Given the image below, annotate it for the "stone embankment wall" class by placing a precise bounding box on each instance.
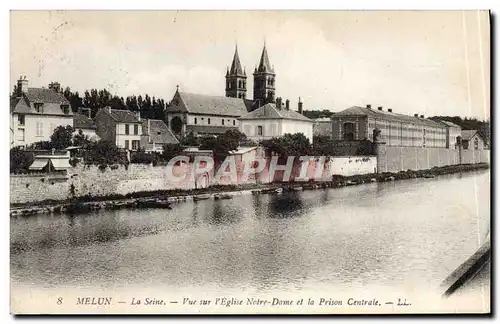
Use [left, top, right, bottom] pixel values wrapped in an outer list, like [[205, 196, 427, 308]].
[[380, 146, 489, 173]]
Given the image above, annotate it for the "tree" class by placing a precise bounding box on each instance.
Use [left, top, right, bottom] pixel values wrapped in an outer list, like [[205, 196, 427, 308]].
[[50, 125, 74, 149], [261, 133, 312, 157], [181, 132, 199, 146], [10, 147, 35, 173], [73, 129, 91, 148], [162, 143, 184, 161], [84, 140, 125, 166], [199, 129, 247, 155]]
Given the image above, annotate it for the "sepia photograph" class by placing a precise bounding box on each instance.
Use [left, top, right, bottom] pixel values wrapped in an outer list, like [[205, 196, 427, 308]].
[[8, 9, 491, 315]]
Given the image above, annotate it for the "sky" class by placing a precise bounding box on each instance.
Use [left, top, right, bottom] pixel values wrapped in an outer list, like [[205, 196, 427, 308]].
[[10, 10, 490, 120]]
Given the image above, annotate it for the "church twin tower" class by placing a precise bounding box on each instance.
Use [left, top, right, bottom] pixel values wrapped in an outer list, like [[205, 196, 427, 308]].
[[225, 44, 276, 107]]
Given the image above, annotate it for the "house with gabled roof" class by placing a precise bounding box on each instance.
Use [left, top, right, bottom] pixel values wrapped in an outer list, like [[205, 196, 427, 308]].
[[94, 107, 143, 150], [140, 118, 179, 152], [239, 97, 313, 143], [460, 130, 487, 151], [10, 77, 74, 148]]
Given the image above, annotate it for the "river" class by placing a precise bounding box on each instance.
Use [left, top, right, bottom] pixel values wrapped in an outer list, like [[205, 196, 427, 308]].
[[10, 170, 490, 313]]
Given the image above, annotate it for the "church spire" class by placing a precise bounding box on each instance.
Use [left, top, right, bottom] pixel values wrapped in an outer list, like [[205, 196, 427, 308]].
[[257, 43, 273, 73], [229, 44, 244, 76]]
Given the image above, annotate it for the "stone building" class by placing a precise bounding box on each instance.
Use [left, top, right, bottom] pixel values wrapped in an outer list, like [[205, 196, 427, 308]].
[[460, 130, 487, 151], [437, 120, 462, 149], [94, 107, 143, 150], [330, 105, 447, 148], [313, 117, 333, 137], [10, 77, 74, 148], [239, 97, 313, 143]]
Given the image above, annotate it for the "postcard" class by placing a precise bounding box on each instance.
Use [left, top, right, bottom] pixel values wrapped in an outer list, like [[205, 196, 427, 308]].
[[9, 10, 490, 315]]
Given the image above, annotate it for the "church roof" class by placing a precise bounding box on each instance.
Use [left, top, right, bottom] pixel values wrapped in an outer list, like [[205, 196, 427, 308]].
[[239, 103, 312, 122], [256, 44, 274, 74], [166, 91, 249, 117], [229, 45, 245, 76]]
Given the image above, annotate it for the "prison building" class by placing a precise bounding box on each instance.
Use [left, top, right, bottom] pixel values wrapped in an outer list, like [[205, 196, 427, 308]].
[[331, 105, 447, 148]]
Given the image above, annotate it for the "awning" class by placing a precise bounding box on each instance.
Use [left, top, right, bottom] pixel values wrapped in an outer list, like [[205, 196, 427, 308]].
[[29, 159, 50, 170], [51, 158, 72, 170]]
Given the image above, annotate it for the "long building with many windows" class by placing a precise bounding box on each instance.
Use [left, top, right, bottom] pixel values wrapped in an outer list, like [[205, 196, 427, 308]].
[[331, 105, 449, 148]]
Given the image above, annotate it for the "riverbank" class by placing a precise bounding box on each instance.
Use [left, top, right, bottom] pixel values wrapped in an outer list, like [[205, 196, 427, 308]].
[[10, 163, 489, 217]]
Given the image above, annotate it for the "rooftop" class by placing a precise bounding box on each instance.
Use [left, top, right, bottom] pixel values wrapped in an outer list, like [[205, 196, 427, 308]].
[[166, 91, 249, 117], [239, 103, 312, 122], [99, 107, 142, 123], [74, 113, 96, 129], [142, 119, 179, 144], [333, 106, 443, 128], [11, 87, 73, 116]]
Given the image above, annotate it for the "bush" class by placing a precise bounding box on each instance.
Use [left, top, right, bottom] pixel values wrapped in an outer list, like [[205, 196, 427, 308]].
[[130, 149, 154, 164], [10, 147, 35, 173]]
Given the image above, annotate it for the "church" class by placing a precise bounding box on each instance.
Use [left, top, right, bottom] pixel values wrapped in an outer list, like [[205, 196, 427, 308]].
[[165, 44, 292, 138]]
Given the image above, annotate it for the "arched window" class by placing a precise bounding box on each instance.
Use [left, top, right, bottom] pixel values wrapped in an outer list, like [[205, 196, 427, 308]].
[[343, 122, 355, 141], [170, 116, 183, 134], [194, 117, 197, 125]]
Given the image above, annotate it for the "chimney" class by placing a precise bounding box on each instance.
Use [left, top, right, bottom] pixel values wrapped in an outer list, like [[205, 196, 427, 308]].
[[285, 99, 290, 110], [420, 114, 425, 118], [377, 106, 383, 111], [298, 97, 303, 115], [16, 75, 28, 97], [106, 106, 112, 114], [366, 104, 371, 109], [388, 108, 393, 113], [414, 113, 419, 117], [48, 82, 61, 93], [135, 111, 141, 121], [276, 97, 282, 110]]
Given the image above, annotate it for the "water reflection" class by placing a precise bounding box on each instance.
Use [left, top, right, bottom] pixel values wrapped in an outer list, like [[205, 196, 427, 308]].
[[10, 170, 490, 294], [268, 192, 305, 218]]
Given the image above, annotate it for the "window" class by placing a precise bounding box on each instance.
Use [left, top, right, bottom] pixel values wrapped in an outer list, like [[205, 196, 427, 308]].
[[257, 125, 263, 136], [16, 128, 25, 141], [36, 121, 43, 137], [474, 138, 479, 150], [222, 119, 225, 126], [125, 140, 130, 149], [34, 103, 44, 113], [132, 140, 140, 150], [238, 80, 242, 89], [342, 122, 355, 141], [208, 118, 211, 125], [233, 120, 236, 126], [134, 124, 138, 135], [125, 124, 130, 135], [18, 115, 25, 126], [61, 105, 69, 114], [194, 117, 197, 125]]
